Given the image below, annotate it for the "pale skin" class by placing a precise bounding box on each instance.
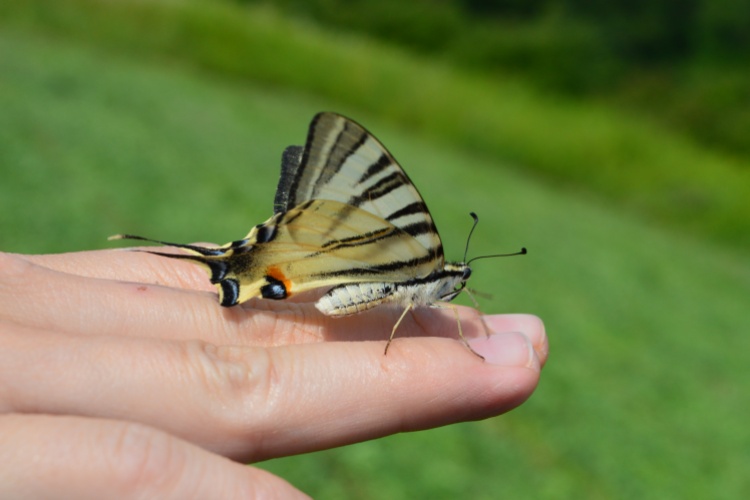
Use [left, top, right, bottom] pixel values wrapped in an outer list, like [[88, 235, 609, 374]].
[[0, 248, 548, 499]]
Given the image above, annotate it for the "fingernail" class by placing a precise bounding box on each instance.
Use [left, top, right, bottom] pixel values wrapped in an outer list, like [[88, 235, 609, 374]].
[[468, 331, 537, 368], [482, 314, 544, 345]]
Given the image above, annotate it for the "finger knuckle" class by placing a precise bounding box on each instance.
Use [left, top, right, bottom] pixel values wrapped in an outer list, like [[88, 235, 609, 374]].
[[183, 340, 281, 438], [106, 421, 187, 495]]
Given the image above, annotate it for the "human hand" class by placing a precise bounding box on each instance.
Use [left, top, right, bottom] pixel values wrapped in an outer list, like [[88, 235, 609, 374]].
[[0, 249, 547, 498]]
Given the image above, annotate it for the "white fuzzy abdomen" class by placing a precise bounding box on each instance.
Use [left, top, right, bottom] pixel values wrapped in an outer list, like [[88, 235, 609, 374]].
[[315, 282, 397, 316], [314, 275, 460, 317]]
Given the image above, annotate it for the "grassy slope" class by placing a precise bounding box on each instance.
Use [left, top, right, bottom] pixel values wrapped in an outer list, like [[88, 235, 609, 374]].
[[2, 0, 749, 253], [2, 31, 748, 498]]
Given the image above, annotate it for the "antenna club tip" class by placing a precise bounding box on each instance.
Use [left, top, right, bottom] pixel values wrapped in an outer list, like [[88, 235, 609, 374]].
[[469, 212, 478, 221], [521, 247, 528, 254], [108, 234, 125, 241]]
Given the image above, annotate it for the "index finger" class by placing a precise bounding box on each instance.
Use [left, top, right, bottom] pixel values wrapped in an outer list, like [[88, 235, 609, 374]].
[[22, 248, 214, 292]]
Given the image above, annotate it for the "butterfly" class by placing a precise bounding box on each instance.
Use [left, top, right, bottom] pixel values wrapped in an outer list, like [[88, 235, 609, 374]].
[[111, 112, 525, 356]]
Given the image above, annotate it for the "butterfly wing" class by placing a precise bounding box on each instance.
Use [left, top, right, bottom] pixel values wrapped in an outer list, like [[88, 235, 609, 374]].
[[274, 112, 444, 263], [113, 113, 450, 308], [192, 199, 438, 305]]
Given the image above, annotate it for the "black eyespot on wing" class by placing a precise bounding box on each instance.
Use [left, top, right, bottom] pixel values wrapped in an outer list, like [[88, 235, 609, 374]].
[[219, 279, 240, 307], [207, 261, 229, 283], [260, 276, 288, 300]]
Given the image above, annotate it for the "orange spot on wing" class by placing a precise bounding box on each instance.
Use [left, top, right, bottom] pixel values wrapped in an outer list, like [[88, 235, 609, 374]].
[[267, 265, 294, 296]]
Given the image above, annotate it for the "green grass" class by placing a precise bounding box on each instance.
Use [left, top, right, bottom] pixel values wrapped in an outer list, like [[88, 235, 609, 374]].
[[2, 30, 749, 499], [1, 0, 749, 253]]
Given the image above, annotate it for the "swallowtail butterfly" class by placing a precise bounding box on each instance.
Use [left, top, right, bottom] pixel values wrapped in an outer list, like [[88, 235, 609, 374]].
[[111, 113, 525, 356]]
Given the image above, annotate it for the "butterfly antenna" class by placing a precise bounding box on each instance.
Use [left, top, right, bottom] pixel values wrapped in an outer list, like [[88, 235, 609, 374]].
[[463, 212, 527, 264], [462, 212, 481, 263], [467, 247, 527, 265]]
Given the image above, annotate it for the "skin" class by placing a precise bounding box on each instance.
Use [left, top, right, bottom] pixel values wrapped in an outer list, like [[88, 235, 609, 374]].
[[0, 248, 548, 498]]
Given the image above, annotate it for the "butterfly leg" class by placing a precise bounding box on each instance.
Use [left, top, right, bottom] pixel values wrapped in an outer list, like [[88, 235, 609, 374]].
[[384, 304, 413, 355], [446, 303, 485, 360], [463, 288, 492, 339]]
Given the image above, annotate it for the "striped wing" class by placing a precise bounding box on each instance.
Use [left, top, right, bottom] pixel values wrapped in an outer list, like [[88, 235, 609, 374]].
[[188, 199, 438, 305], [112, 113, 449, 308], [274, 112, 444, 263]]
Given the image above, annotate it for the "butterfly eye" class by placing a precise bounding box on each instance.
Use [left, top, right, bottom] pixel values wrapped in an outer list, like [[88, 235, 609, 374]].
[[462, 267, 472, 281]]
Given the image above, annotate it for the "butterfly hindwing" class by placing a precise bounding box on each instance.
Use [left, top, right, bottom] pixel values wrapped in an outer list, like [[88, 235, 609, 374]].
[[188, 198, 436, 305]]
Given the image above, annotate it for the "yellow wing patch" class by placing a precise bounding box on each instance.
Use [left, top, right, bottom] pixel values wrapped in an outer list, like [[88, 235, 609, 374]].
[[202, 199, 440, 305]]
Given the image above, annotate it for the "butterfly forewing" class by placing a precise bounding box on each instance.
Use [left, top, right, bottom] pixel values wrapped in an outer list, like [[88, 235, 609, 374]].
[[275, 113, 444, 263]]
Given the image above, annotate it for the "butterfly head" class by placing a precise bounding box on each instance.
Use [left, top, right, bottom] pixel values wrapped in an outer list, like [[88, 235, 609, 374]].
[[435, 212, 526, 304], [436, 261, 473, 302]]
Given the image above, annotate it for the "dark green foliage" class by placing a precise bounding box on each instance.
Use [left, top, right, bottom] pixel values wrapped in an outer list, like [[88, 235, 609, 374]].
[[249, 0, 750, 157], [257, 0, 750, 64]]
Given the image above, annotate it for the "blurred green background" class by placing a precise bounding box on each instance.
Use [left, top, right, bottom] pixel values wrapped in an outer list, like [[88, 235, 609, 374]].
[[1, 0, 748, 497]]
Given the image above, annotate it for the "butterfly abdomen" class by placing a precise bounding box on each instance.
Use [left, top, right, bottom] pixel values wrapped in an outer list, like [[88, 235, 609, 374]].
[[316, 282, 396, 316]]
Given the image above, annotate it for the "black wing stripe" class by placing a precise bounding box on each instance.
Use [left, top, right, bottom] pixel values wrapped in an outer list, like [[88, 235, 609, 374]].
[[287, 113, 324, 207], [357, 152, 392, 186], [348, 172, 406, 207], [281, 200, 315, 226], [334, 127, 369, 177], [310, 122, 349, 196], [320, 227, 395, 249], [313, 220, 441, 258], [310, 253, 440, 279], [398, 221, 443, 259], [398, 221, 438, 238], [385, 201, 429, 222]]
